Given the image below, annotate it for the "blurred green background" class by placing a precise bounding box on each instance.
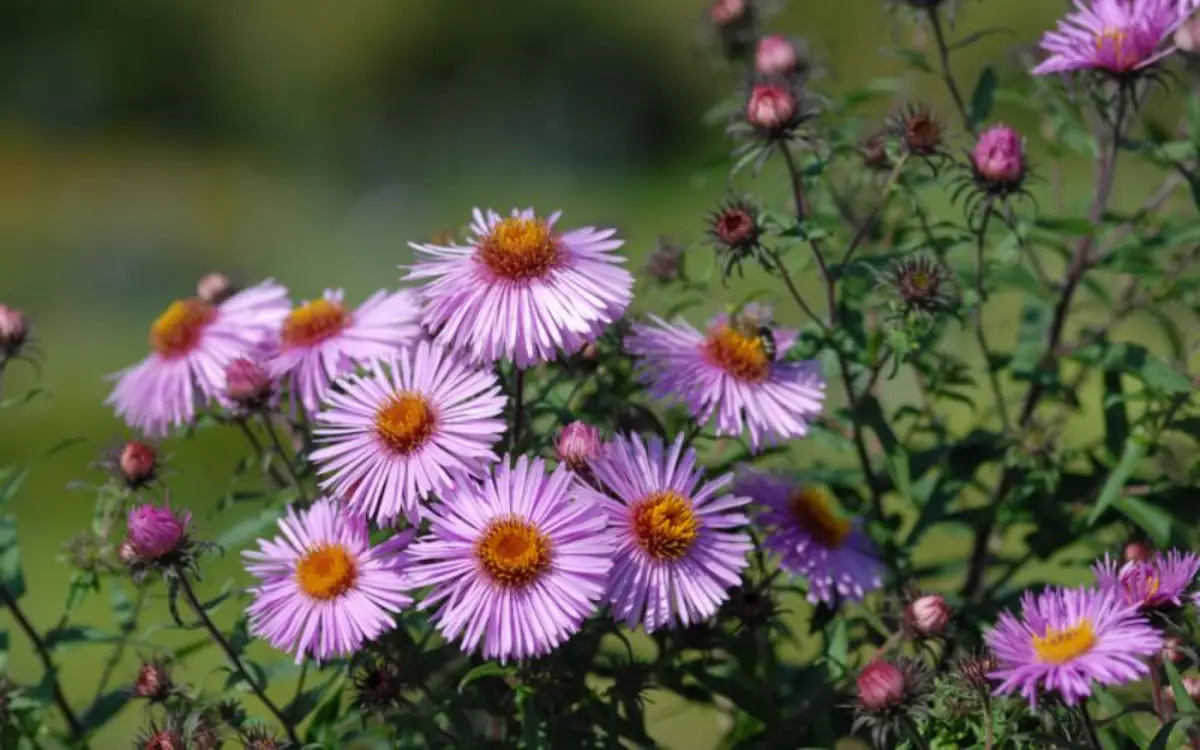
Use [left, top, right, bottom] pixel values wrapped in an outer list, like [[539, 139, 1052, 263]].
[[0, 1, 1186, 747]]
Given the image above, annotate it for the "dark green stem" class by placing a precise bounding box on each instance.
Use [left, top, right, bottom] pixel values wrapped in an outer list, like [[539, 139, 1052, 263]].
[[261, 415, 309, 505], [1079, 702, 1103, 749], [235, 419, 290, 490], [0, 584, 84, 739], [511, 368, 526, 452], [973, 206, 1012, 433]]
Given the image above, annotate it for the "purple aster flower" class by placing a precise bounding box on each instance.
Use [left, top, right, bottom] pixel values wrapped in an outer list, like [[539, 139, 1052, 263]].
[[310, 341, 507, 525], [1093, 549, 1200, 612], [107, 280, 289, 436], [126, 502, 190, 560], [626, 306, 825, 451], [986, 586, 1162, 706], [578, 433, 752, 631], [1032, 0, 1200, 76], [404, 208, 634, 368], [735, 471, 883, 605], [267, 288, 422, 413], [243, 498, 412, 663], [403, 457, 613, 663]]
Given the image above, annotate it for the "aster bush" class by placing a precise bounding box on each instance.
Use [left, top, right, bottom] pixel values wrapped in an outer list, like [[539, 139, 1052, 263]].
[[2, 1, 1200, 748]]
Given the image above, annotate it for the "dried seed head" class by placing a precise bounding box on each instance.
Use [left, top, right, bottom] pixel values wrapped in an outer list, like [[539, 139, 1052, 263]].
[[353, 656, 406, 713], [239, 725, 286, 750], [885, 254, 954, 314], [953, 650, 997, 694], [707, 198, 768, 280], [644, 238, 686, 284], [893, 103, 946, 156]]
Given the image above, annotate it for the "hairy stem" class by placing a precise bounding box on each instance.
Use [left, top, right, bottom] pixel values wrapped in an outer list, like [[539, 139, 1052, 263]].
[[842, 155, 910, 268], [512, 368, 526, 452], [174, 571, 300, 745], [779, 144, 837, 325]]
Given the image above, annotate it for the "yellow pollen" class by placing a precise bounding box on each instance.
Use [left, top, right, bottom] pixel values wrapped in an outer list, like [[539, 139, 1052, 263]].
[[632, 491, 700, 561], [789, 487, 851, 549], [295, 544, 357, 600], [1095, 27, 1138, 71], [1032, 619, 1097, 664], [281, 299, 351, 349], [149, 298, 216, 358], [477, 217, 561, 280], [703, 324, 771, 382], [374, 392, 435, 454], [476, 516, 552, 587]]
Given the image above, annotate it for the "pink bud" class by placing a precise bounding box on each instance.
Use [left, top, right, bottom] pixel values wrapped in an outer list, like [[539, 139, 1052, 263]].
[[0, 303, 29, 360], [755, 36, 799, 77], [857, 660, 905, 712], [555, 422, 603, 472], [746, 85, 796, 132], [1171, 675, 1200, 704], [709, 0, 747, 27], [224, 358, 273, 409], [133, 659, 172, 700], [126, 503, 190, 560], [1125, 540, 1154, 563], [1163, 635, 1186, 663], [1177, 15, 1200, 54], [118, 441, 159, 488], [971, 124, 1025, 186], [196, 273, 235, 305], [907, 594, 952, 637]]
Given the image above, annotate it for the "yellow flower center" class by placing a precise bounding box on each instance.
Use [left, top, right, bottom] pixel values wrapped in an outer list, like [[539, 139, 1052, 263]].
[[149, 299, 216, 358], [703, 324, 771, 382], [789, 487, 851, 549], [632, 490, 700, 561], [281, 299, 351, 349], [374, 392, 435, 454], [476, 516, 552, 587], [1032, 619, 1097, 664], [295, 544, 357, 600], [1095, 27, 1138, 71], [477, 217, 561, 280]]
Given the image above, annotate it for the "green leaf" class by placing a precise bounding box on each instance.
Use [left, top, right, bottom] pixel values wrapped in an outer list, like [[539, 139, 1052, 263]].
[[0, 630, 7, 671], [214, 507, 286, 550], [858, 396, 909, 500], [885, 48, 933, 73], [1068, 341, 1193, 394], [1149, 716, 1196, 750], [44, 626, 117, 649], [1010, 296, 1053, 379], [1165, 661, 1199, 715], [0, 387, 48, 410], [1101, 370, 1129, 461], [457, 662, 511, 693], [285, 671, 342, 726], [968, 64, 998, 127], [1111, 496, 1172, 546], [0, 467, 30, 507], [82, 689, 130, 733], [0, 515, 25, 599], [1088, 430, 1149, 525]]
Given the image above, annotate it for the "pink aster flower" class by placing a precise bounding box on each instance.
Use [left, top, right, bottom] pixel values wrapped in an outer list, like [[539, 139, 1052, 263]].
[[1032, 0, 1200, 76], [126, 502, 190, 560], [243, 498, 412, 663], [310, 341, 507, 525], [1093, 549, 1200, 612], [404, 208, 634, 368], [106, 280, 289, 436], [626, 307, 825, 451], [986, 586, 1162, 706], [578, 433, 752, 632], [267, 288, 422, 413], [735, 471, 883, 605], [404, 456, 613, 663]]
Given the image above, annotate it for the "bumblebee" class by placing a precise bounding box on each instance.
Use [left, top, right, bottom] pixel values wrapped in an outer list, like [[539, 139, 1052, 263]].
[[731, 313, 778, 361]]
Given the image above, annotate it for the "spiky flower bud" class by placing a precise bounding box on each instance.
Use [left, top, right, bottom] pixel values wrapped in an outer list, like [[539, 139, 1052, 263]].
[[892, 103, 946, 157], [745, 83, 798, 133], [133, 658, 173, 701], [707, 197, 767, 279], [857, 660, 906, 712], [118, 441, 159, 489], [0, 303, 29, 362], [240, 725, 287, 750], [555, 421, 603, 473], [136, 717, 186, 750], [971, 124, 1026, 191], [882, 254, 955, 315], [224, 358, 274, 411], [126, 503, 190, 561], [905, 594, 951, 637], [852, 657, 934, 748], [953, 650, 997, 695]]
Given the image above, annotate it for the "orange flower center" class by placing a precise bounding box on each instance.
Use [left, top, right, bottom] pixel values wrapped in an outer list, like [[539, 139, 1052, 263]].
[[374, 392, 435, 454], [476, 516, 552, 587], [476, 217, 560, 280], [1032, 619, 1096, 664], [632, 490, 699, 561], [789, 487, 851, 549], [703, 324, 771, 382], [1095, 27, 1138, 71], [295, 544, 357, 600], [149, 299, 216, 358], [281, 299, 350, 349]]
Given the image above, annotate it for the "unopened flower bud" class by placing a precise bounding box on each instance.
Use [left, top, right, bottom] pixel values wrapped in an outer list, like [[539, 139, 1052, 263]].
[[746, 84, 797, 132], [0, 303, 29, 361], [555, 422, 603, 472], [224, 358, 273, 410], [1176, 15, 1200, 54], [906, 594, 951, 637], [1125, 540, 1154, 563], [972, 124, 1026, 187], [857, 660, 906, 712], [136, 719, 186, 750], [645, 238, 685, 284], [755, 35, 801, 77], [1162, 635, 1186, 663], [133, 658, 173, 701], [126, 503, 190, 560], [118, 441, 159, 489], [1171, 675, 1200, 704], [196, 273, 236, 305], [709, 0, 748, 28]]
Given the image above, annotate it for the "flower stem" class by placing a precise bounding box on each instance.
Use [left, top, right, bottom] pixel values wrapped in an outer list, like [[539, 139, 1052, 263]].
[[0, 584, 84, 739], [90, 584, 148, 707], [235, 418, 291, 490], [926, 6, 973, 135], [1079, 701, 1103, 749], [972, 206, 1012, 433], [173, 569, 300, 746], [261, 414, 309, 505], [511, 368, 526, 452]]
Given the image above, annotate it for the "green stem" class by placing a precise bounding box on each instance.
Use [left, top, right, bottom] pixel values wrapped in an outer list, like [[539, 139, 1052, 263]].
[[0, 584, 84, 739], [972, 207, 1013, 433], [1079, 701, 1103, 749], [261, 415, 309, 505], [90, 585, 148, 706], [511, 368, 526, 452]]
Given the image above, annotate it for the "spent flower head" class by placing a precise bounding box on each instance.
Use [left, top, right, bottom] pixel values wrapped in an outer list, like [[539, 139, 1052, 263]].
[[706, 196, 767, 279], [879, 254, 957, 317], [644, 237, 686, 284]]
